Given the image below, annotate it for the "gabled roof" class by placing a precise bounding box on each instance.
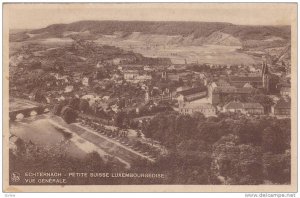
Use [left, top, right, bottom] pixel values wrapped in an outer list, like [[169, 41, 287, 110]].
[[185, 92, 207, 102], [122, 65, 144, 71], [224, 101, 264, 110], [274, 99, 291, 109], [223, 101, 244, 109], [213, 86, 253, 94], [280, 87, 291, 92], [177, 87, 207, 96], [229, 76, 262, 82], [215, 79, 230, 87], [182, 102, 215, 110], [243, 103, 264, 109], [243, 83, 253, 88]]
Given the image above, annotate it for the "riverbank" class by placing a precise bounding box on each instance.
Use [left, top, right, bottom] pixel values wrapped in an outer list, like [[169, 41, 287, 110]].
[[48, 117, 131, 169], [50, 116, 155, 166]]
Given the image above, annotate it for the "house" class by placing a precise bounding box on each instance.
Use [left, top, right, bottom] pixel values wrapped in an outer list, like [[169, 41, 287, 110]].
[[199, 73, 207, 80], [144, 65, 153, 71], [72, 72, 82, 83], [121, 65, 144, 72], [167, 74, 180, 81], [179, 103, 216, 117], [176, 86, 191, 92], [215, 79, 230, 87], [243, 83, 253, 88], [271, 99, 291, 116], [280, 87, 291, 97], [96, 62, 104, 68], [229, 76, 263, 88], [228, 60, 270, 90], [208, 83, 254, 105], [167, 65, 187, 71], [177, 87, 207, 103], [64, 85, 74, 93], [124, 71, 139, 81], [82, 77, 89, 86], [124, 70, 152, 83], [136, 74, 152, 82], [243, 103, 264, 115], [223, 101, 264, 115], [223, 101, 245, 113]]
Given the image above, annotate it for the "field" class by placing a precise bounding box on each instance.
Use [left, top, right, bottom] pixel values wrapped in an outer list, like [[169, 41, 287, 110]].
[[95, 37, 261, 65], [10, 36, 261, 65]]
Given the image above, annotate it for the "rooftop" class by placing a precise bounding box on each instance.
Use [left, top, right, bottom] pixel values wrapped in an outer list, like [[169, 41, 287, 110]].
[[243, 103, 264, 109], [177, 87, 207, 96], [280, 87, 291, 92], [274, 99, 291, 109], [223, 101, 244, 109], [122, 65, 144, 71], [182, 102, 215, 109], [224, 101, 263, 110], [229, 76, 262, 82], [213, 86, 253, 94]]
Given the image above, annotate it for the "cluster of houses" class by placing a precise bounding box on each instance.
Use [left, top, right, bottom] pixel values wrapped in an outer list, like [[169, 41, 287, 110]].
[[173, 61, 291, 118], [21, 56, 291, 120]]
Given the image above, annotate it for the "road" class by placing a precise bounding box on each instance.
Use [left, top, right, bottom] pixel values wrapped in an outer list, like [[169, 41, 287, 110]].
[[50, 116, 155, 168]]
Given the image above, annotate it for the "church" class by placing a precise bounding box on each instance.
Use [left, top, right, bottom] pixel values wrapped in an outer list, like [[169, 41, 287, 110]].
[[228, 60, 270, 91], [208, 60, 271, 105]]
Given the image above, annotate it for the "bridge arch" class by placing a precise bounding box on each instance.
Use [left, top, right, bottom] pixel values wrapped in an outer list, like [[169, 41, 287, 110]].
[[9, 101, 49, 122], [30, 110, 37, 116], [16, 113, 25, 120]]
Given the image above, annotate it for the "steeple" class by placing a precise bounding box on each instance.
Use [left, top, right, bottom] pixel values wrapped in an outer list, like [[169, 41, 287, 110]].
[[261, 57, 270, 92], [261, 56, 268, 76], [262, 61, 268, 75]]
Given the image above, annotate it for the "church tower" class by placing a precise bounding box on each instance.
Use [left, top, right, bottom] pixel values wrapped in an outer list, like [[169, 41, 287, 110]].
[[261, 59, 270, 92]]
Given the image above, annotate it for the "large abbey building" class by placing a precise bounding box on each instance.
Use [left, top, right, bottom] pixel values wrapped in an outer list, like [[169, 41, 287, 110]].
[[208, 60, 270, 105]]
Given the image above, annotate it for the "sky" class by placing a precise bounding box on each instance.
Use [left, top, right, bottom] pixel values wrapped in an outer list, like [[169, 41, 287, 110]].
[[5, 3, 296, 29]]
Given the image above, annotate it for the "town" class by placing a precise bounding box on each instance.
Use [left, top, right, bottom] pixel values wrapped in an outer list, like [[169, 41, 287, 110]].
[[9, 39, 291, 121], [9, 33, 291, 185]]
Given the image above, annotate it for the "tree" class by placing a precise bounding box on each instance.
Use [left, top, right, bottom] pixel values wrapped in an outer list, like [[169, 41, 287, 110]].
[[68, 98, 80, 110], [247, 94, 274, 113], [114, 111, 126, 128], [191, 112, 206, 122], [269, 74, 280, 94], [62, 106, 78, 124], [79, 99, 90, 113], [233, 119, 262, 145], [263, 152, 290, 184], [84, 151, 105, 172], [211, 134, 263, 185], [52, 101, 65, 116], [15, 138, 26, 155], [196, 121, 228, 144], [262, 126, 286, 154]]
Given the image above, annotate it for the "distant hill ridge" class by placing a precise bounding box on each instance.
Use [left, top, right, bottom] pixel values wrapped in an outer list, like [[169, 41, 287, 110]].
[[10, 21, 291, 48], [29, 20, 291, 40]]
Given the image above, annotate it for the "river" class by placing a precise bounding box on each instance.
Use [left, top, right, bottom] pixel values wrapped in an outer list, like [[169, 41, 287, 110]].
[[9, 113, 132, 168], [10, 114, 87, 158]]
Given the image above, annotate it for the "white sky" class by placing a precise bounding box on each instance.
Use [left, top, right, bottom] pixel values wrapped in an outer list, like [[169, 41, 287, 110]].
[[5, 3, 296, 29]]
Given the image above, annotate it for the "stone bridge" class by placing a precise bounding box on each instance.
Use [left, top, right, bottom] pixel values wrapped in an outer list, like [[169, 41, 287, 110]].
[[9, 99, 49, 121]]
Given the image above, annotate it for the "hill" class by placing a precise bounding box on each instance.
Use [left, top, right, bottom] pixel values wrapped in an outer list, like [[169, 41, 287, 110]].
[[11, 20, 290, 45], [9, 21, 291, 65]]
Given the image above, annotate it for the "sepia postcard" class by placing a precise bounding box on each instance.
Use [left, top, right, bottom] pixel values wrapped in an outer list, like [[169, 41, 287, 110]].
[[3, 3, 298, 192]]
